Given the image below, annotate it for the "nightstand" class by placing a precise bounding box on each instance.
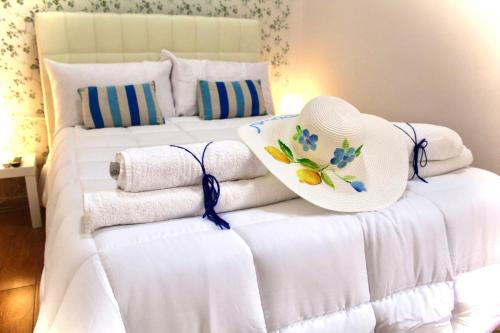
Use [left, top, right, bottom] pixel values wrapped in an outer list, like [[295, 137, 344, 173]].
[[0, 153, 42, 228]]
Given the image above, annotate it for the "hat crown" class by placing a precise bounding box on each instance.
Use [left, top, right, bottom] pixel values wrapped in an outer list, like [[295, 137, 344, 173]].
[[292, 96, 365, 165]]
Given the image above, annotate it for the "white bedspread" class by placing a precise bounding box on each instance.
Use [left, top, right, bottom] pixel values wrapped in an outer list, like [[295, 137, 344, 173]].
[[36, 117, 500, 333]]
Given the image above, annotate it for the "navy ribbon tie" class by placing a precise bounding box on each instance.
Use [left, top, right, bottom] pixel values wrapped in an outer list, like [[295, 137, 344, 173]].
[[393, 122, 429, 183], [170, 142, 231, 230]]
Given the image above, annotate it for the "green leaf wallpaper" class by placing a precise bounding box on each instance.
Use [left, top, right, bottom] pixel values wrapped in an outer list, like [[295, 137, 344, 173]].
[[0, 0, 291, 162], [0, 0, 291, 204]]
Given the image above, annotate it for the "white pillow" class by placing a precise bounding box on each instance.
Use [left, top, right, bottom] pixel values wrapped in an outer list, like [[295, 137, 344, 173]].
[[44, 59, 175, 134], [160, 50, 275, 117]]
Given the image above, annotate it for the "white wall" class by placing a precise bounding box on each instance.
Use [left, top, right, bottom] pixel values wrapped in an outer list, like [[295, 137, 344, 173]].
[[290, 0, 500, 173]]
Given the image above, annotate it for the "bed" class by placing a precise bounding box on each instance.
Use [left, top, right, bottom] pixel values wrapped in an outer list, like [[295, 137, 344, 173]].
[[35, 12, 500, 333]]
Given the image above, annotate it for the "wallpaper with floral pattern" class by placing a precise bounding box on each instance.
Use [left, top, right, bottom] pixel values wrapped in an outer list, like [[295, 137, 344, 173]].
[[0, 0, 291, 204]]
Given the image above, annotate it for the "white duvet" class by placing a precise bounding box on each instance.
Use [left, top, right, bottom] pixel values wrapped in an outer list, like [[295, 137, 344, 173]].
[[36, 116, 500, 333]]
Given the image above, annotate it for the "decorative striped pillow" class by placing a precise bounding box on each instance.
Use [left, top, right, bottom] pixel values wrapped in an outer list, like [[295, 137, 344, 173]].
[[197, 80, 267, 120], [78, 82, 164, 129]]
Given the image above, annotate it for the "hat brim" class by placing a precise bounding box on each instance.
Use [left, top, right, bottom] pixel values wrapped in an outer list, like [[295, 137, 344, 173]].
[[239, 114, 409, 212]]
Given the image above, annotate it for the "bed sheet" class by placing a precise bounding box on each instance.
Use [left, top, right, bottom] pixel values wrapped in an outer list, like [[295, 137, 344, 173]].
[[36, 117, 500, 333]]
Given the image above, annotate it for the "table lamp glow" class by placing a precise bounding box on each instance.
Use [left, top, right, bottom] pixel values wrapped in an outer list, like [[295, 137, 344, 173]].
[[280, 94, 304, 115]]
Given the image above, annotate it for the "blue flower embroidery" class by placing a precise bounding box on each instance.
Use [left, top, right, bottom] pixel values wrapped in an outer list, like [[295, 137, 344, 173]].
[[281, 130, 366, 193], [350, 181, 366, 192], [330, 147, 356, 168], [298, 129, 318, 151]]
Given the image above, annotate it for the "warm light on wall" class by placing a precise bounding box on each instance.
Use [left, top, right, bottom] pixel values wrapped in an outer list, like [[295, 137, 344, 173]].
[[280, 94, 305, 115], [274, 73, 323, 115], [0, 91, 14, 163], [459, 0, 500, 53]]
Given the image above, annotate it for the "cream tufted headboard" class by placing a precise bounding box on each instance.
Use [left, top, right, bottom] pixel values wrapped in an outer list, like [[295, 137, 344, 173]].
[[35, 12, 261, 147]]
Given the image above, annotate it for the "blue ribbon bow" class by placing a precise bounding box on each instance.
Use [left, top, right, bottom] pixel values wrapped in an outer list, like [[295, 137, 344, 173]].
[[393, 123, 429, 183], [170, 142, 231, 230]]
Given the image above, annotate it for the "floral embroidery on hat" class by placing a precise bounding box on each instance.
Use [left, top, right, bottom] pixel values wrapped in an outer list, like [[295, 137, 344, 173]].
[[331, 139, 363, 169], [264, 126, 366, 192], [296, 127, 318, 152]]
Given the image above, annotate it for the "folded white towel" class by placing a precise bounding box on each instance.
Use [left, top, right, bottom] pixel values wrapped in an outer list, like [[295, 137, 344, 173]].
[[408, 146, 473, 180], [115, 140, 268, 192], [83, 174, 297, 232], [394, 123, 463, 161]]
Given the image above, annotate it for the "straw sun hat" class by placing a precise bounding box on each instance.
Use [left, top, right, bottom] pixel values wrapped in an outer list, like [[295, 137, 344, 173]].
[[239, 96, 409, 212]]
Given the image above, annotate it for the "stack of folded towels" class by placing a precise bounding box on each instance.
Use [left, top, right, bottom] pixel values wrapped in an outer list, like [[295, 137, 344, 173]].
[[83, 123, 472, 232], [393, 123, 473, 179], [83, 141, 296, 232]]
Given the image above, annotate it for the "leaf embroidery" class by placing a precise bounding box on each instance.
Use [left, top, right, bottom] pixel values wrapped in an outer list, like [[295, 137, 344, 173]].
[[355, 145, 363, 157], [278, 139, 294, 160], [296, 158, 320, 170], [292, 125, 302, 141], [320, 170, 336, 189], [342, 138, 349, 149]]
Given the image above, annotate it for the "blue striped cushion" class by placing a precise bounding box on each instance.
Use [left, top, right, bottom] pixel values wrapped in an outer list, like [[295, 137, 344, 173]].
[[197, 80, 267, 120], [78, 82, 164, 129]]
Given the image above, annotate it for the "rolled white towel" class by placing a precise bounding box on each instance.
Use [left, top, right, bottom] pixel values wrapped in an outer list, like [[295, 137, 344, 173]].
[[83, 174, 297, 232], [115, 140, 268, 192], [394, 122, 463, 161], [408, 146, 473, 180]]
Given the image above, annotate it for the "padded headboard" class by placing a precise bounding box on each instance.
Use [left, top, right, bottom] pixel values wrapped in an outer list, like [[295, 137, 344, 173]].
[[35, 12, 261, 146]]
